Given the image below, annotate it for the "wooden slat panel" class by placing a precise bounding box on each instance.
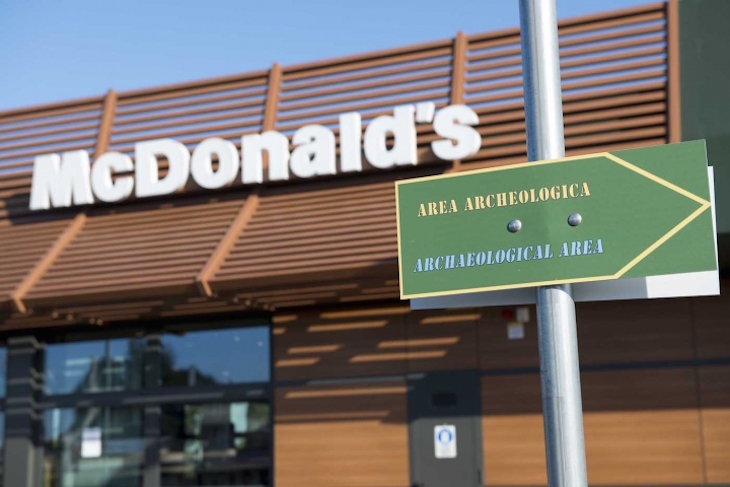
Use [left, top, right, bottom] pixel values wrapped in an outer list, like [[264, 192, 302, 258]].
[[558, 2, 664, 28], [0, 98, 103, 220], [0, 113, 99, 138], [218, 276, 399, 311], [283, 42, 452, 80], [482, 367, 705, 486], [667, 0, 681, 142], [106, 75, 269, 189], [275, 382, 409, 487], [689, 289, 730, 360], [576, 299, 694, 364], [116, 78, 266, 108], [481, 374, 547, 486], [0, 97, 103, 124], [0, 298, 167, 330], [212, 176, 401, 290], [284, 59, 451, 94], [275, 43, 452, 153], [282, 69, 451, 103], [699, 365, 730, 483], [0, 218, 73, 307], [22, 196, 246, 306], [196, 195, 259, 296], [11, 213, 86, 312], [582, 368, 704, 485], [478, 306, 540, 371], [479, 299, 694, 369], [460, 4, 667, 171], [273, 306, 409, 381], [117, 69, 269, 100], [405, 309, 480, 372]]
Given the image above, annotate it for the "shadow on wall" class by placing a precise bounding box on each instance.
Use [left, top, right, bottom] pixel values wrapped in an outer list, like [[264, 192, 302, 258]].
[[273, 295, 730, 486], [274, 294, 730, 424]]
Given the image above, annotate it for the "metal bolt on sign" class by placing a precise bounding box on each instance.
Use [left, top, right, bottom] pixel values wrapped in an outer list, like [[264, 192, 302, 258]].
[[507, 219, 523, 233], [568, 213, 583, 226]]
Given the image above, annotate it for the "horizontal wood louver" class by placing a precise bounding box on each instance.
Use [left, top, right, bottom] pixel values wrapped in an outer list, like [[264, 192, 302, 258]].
[[0, 3, 672, 321], [249, 277, 400, 309], [0, 97, 104, 220], [22, 196, 248, 307], [462, 2, 667, 169], [211, 176, 400, 293], [0, 298, 169, 330], [109, 73, 269, 157], [275, 380, 410, 487], [278, 40, 454, 167], [0, 217, 74, 307], [153, 276, 401, 317]]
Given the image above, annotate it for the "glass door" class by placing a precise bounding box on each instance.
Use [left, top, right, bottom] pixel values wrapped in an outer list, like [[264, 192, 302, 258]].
[[159, 401, 271, 486], [39, 322, 273, 487], [43, 406, 145, 487]]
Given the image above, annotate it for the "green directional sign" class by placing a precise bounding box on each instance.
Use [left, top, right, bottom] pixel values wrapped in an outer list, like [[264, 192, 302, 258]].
[[396, 141, 717, 299]]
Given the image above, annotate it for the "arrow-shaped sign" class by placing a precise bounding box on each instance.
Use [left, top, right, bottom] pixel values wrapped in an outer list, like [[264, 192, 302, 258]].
[[396, 141, 716, 299]]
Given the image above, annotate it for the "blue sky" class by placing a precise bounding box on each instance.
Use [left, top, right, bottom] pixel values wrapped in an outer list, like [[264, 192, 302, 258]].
[[0, 0, 653, 111]]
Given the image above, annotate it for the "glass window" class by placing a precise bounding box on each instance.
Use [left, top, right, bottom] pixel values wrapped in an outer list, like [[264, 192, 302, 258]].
[[45, 338, 145, 395], [160, 326, 269, 387], [0, 412, 5, 487], [160, 402, 271, 486], [0, 347, 6, 397], [43, 407, 144, 487]]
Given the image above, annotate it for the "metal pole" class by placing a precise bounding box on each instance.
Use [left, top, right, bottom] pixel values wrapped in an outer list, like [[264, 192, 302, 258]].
[[518, 1, 588, 487]]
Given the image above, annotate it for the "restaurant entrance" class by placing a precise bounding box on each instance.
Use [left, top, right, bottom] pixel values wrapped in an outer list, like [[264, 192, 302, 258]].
[[5, 319, 273, 487]]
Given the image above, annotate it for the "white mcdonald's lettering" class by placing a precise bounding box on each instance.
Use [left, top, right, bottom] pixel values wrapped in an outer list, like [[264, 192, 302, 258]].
[[29, 103, 481, 211]]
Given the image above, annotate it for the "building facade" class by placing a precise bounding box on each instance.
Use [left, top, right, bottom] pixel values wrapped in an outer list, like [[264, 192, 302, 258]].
[[0, 1, 729, 486]]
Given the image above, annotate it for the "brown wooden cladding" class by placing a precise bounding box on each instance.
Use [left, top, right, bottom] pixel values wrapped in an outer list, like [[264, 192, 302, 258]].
[[273, 306, 410, 381], [699, 365, 730, 483], [405, 309, 480, 372], [688, 294, 730, 360], [463, 2, 667, 168], [275, 381, 409, 487], [22, 195, 248, 307], [211, 175, 401, 293], [475, 296, 730, 485], [273, 306, 488, 382], [0, 3, 674, 320], [0, 217, 73, 305], [109, 72, 269, 157], [481, 374, 548, 485], [477, 299, 698, 372], [580, 365, 703, 487], [575, 298, 695, 364], [481, 368, 707, 486], [0, 97, 104, 220], [270, 298, 730, 486]]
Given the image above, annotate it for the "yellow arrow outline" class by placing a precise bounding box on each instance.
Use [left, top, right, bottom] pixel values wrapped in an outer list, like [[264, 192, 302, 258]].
[[396, 152, 712, 299]]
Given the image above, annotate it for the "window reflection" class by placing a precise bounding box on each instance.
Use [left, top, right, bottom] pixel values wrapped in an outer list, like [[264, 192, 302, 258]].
[[0, 412, 5, 487], [160, 402, 271, 486], [160, 327, 269, 387], [0, 347, 6, 398], [43, 407, 144, 487], [45, 339, 144, 395]]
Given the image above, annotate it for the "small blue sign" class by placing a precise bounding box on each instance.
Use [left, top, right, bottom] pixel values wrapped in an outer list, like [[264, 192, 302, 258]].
[[434, 425, 457, 458]]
